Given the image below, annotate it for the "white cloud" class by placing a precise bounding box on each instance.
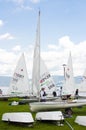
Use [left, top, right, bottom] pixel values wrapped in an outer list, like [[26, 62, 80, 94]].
[[0, 35, 86, 77], [0, 49, 19, 76], [0, 20, 4, 27], [48, 44, 58, 50], [12, 45, 21, 51], [7, 0, 40, 4], [19, 5, 33, 11], [58, 36, 74, 51], [41, 36, 86, 77], [7, 0, 40, 6], [9, 0, 34, 11], [0, 46, 33, 76], [30, 0, 40, 3], [7, 0, 24, 5], [0, 33, 14, 40], [0, 49, 17, 64]]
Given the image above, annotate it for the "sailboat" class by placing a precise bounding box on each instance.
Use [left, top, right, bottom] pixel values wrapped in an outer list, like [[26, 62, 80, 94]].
[[61, 53, 86, 102], [30, 63, 86, 112], [29, 13, 86, 112], [62, 52, 75, 97], [31, 10, 56, 98], [8, 53, 30, 97]]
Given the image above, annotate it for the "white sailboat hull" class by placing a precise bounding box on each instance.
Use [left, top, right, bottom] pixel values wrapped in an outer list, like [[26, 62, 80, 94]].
[[73, 99, 86, 103], [75, 116, 86, 126], [35, 111, 64, 121], [29, 101, 86, 112], [2, 112, 34, 124]]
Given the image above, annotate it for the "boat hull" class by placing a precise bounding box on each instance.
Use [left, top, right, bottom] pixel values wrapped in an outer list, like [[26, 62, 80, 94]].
[[35, 111, 64, 121], [75, 116, 86, 126], [2, 112, 34, 124], [29, 101, 86, 112]]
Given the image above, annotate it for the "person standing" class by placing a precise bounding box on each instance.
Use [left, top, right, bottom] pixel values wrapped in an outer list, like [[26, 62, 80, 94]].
[[40, 88, 47, 102], [52, 91, 57, 97], [75, 89, 79, 99], [60, 87, 62, 97]]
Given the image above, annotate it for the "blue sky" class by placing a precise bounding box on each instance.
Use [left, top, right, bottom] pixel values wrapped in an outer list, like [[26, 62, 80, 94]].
[[0, 0, 86, 77]]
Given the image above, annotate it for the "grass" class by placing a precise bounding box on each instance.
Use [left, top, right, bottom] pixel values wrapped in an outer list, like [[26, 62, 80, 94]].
[[0, 99, 86, 130]]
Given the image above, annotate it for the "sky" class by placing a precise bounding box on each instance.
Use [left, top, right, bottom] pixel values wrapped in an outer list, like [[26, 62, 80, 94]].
[[0, 0, 86, 78]]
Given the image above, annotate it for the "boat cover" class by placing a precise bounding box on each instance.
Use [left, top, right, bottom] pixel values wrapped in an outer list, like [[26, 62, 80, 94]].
[[75, 116, 86, 126], [35, 111, 64, 121], [2, 112, 34, 123]]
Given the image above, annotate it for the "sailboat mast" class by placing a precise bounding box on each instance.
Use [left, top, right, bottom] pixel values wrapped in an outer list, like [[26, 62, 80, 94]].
[[31, 10, 41, 100], [38, 10, 40, 101]]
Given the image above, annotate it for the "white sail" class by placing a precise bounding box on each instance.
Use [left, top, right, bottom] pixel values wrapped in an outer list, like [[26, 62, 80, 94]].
[[40, 58, 56, 95], [8, 53, 30, 97], [32, 11, 56, 97], [32, 11, 40, 97], [62, 52, 75, 96]]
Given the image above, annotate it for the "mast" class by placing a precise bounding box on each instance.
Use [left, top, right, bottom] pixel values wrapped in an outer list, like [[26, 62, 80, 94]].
[[32, 10, 40, 100], [38, 10, 40, 101]]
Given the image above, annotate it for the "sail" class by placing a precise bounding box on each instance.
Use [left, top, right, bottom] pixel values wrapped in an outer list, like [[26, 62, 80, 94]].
[[32, 11, 56, 97], [32, 11, 40, 97], [40, 58, 56, 95], [62, 52, 75, 96], [8, 53, 30, 97], [32, 58, 56, 96]]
